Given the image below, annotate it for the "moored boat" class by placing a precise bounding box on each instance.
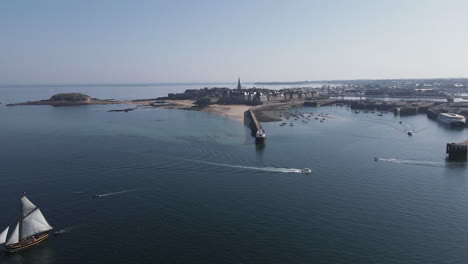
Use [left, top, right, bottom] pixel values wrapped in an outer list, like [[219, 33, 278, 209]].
[[437, 113, 466, 127], [3, 196, 53, 252]]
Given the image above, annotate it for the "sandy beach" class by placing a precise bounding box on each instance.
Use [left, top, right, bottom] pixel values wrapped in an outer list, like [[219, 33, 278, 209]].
[[146, 100, 300, 123], [133, 99, 195, 108], [204, 104, 252, 123], [148, 100, 251, 123]]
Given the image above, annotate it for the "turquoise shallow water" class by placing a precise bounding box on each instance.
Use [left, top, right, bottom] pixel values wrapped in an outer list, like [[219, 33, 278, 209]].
[[1, 86, 468, 263]]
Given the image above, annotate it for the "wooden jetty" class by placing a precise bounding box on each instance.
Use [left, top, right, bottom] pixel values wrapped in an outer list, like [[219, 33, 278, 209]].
[[446, 140, 468, 160]]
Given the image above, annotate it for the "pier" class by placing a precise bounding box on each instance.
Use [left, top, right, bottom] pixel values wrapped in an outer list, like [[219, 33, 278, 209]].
[[446, 140, 468, 160], [303, 99, 339, 107], [245, 109, 261, 136], [244, 108, 267, 145]]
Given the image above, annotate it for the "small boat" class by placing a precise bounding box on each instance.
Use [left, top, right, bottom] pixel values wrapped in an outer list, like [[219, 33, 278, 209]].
[[2, 196, 53, 252], [320, 120, 323, 122], [407, 131, 413, 136], [355, 110, 360, 113], [374, 157, 379, 161], [92, 194, 102, 198], [399, 121, 402, 124], [301, 168, 312, 174]]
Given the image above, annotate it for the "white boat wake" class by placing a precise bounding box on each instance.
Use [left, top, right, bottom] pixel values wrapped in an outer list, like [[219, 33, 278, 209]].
[[376, 158, 444, 167], [98, 189, 137, 197], [189, 159, 305, 173], [54, 226, 75, 234]]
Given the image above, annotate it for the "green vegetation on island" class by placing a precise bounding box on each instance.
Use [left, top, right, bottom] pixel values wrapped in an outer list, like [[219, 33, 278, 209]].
[[49, 93, 92, 102]]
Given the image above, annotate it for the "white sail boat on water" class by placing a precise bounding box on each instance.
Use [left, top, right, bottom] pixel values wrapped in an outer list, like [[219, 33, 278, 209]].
[[1, 196, 53, 252]]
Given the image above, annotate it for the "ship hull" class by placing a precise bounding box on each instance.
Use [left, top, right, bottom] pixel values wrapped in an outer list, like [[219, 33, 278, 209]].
[[437, 114, 466, 127], [4, 232, 49, 252]]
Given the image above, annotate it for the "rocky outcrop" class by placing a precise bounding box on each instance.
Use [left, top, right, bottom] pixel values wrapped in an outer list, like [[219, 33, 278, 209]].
[[7, 93, 121, 106]]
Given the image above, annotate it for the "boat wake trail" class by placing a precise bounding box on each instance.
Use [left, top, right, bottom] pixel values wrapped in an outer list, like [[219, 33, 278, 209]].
[[188, 159, 304, 173], [54, 226, 75, 234], [377, 158, 444, 167], [98, 189, 137, 197]]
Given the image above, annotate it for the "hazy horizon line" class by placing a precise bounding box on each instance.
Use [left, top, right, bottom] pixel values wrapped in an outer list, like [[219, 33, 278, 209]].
[[2, 77, 468, 88]]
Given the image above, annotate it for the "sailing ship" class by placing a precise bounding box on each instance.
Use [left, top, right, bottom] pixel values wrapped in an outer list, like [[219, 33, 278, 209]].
[[0, 196, 53, 252]]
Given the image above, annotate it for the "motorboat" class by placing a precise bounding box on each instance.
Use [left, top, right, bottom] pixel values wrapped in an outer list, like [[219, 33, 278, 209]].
[[407, 131, 413, 136], [301, 168, 312, 174]]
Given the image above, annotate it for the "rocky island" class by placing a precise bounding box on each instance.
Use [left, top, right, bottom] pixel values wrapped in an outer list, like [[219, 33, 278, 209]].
[[7, 93, 122, 106]]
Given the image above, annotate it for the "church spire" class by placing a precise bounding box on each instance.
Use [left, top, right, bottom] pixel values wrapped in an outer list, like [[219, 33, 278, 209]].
[[237, 77, 241, 90]]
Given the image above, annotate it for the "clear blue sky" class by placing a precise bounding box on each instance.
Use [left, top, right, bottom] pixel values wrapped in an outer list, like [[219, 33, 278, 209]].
[[1, 0, 468, 84]]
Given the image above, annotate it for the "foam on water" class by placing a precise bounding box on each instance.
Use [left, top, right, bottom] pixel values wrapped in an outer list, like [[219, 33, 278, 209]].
[[377, 158, 445, 167], [55, 226, 75, 234], [98, 189, 138, 197], [188, 159, 305, 173]]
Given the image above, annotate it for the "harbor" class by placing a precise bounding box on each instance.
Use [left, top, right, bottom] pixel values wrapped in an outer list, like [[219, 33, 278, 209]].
[[1, 86, 468, 263]]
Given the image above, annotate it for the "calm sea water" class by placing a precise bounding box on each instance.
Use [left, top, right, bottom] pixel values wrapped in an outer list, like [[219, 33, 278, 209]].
[[1, 85, 468, 263]]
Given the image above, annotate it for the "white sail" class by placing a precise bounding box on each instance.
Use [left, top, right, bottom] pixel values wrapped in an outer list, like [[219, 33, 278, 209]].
[[21, 209, 53, 239], [0, 226, 9, 245], [6, 223, 19, 245], [21, 196, 37, 217]]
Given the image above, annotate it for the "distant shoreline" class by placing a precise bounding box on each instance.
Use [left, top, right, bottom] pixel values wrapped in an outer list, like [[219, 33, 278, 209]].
[[5, 92, 295, 124]]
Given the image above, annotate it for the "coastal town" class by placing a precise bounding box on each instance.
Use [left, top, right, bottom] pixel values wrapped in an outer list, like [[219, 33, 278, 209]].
[[6, 78, 468, 125], [162, 78, 468, 107], [158, 78, 468, 123], [4, 78, 468, 159]]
